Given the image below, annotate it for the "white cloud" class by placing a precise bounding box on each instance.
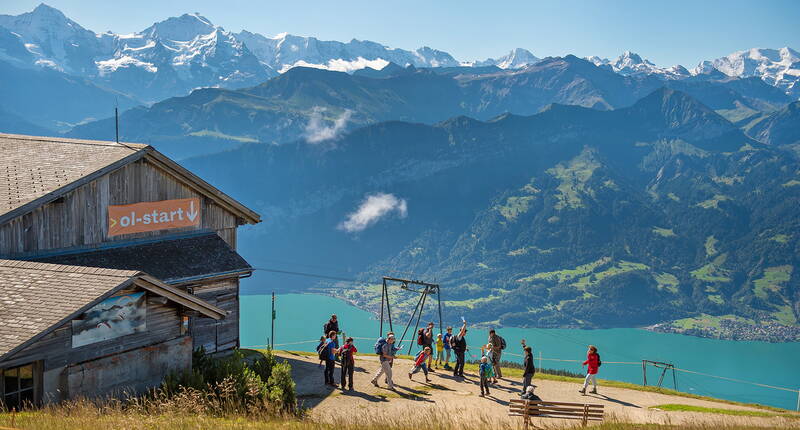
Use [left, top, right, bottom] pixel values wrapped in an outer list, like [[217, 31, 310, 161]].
[[304, 107, 352, 144], [338, 193, 408, 233], [279, 57, 389, 74]]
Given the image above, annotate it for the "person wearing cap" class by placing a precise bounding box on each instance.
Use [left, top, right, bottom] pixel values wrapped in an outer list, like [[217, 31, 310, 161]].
[[452, 320, 468, 378], [371, 333, 396, 390], [521, 385, 541, 401]]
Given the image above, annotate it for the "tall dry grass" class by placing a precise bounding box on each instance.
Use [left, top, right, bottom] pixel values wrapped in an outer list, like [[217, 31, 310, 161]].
[[3, 404, 798, 430]]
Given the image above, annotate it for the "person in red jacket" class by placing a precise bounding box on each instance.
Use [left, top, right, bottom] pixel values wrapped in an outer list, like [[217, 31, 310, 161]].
[[579, 345, 600, 395]]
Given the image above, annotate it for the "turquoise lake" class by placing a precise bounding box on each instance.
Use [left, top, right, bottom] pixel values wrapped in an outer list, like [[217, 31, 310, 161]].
[[240, 293, 800, 410]]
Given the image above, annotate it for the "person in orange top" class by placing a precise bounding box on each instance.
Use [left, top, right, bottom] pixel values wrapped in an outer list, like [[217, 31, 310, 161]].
[[579, 345, 601, 395]]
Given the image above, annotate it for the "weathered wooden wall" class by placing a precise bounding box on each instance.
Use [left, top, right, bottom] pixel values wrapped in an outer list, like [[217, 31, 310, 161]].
[[0, 158, 239, 257], [66, 336, 192, 401], [0, 288, 194, 402], [3, 289, 185, 369], [190, 278, 240, 353]]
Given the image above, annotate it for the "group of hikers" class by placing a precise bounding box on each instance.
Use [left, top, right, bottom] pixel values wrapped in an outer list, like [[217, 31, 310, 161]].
[[316, 314, 602, 398]]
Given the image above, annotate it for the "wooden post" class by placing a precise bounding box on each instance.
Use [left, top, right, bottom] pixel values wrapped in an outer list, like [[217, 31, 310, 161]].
[[523, 399, 530, 430], [796, 388, 799, 412], [582, 404, 589, 427], [538, 350, 542, 370], [270, 292, 275, 349]]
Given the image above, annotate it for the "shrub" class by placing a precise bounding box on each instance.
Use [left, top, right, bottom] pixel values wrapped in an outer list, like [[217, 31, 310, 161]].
[[159, 348, 296, 416]]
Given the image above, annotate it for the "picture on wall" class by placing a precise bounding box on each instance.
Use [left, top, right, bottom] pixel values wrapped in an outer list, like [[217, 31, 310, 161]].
[[72, 292, 147, 348]]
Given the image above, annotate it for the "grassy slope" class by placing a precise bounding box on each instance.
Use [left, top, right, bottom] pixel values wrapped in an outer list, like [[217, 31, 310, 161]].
[[651, 404, 800, 419]]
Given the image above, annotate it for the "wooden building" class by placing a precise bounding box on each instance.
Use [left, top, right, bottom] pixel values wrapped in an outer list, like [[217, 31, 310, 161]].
[[0, 133, 262, 407], [0, 259, 225, 408]]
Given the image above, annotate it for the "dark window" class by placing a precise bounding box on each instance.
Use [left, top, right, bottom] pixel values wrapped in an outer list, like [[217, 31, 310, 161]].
[[1, 364, 35, 410]]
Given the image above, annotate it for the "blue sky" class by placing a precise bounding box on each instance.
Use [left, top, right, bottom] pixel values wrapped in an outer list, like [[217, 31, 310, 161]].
[[3, 1, 799, 67]]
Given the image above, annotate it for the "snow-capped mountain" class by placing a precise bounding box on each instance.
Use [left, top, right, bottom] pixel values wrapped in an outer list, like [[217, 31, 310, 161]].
[[236, 30, 459, 73], [696, 47, 800, 98], [0, 4, 273, 102], [587, 51, 690, 80], [470, 48, 540, 69]]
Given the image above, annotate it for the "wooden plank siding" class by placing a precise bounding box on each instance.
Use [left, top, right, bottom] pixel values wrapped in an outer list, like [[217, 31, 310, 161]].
[[189, 279, 240, 354], [1, 290, 183, 370], [0, 158, 240, 257]]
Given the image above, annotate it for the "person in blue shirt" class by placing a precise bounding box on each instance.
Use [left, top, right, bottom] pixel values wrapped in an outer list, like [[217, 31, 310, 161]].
[[322, 331, 338, 386], [443, 326, 453, 370]]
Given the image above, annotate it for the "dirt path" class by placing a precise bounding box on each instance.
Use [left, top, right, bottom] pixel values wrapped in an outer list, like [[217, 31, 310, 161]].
[[276, 351, 799, 428]]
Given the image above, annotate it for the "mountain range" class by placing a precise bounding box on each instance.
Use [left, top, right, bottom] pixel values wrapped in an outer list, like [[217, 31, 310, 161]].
[[67, 55, 793, 160], [1, 4, 799, 340], [0, 4, 798, 132]]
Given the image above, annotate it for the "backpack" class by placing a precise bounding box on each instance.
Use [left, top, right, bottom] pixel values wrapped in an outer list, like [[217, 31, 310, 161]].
[[417, 329, 425, 345], [414, 351, 426, 366], [340, 345, 353, 363], [498, 336, 507, 350], [317, 340, 329, 361], [597, 353, 602, 367], [374, 337, 387, 355]]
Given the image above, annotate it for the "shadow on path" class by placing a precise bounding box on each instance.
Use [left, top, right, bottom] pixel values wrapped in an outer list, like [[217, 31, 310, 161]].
[[586, 393, 641, 408]]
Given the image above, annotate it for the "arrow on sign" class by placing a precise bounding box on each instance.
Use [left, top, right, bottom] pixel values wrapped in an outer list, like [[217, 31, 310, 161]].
[[186, 200, 199, 222], [109, 217, 117, 228]]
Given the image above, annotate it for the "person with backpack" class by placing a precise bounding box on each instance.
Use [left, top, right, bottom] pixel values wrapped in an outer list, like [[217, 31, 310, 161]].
[[478, 356, 494, 397], [320, 331, 338, 387], [579, 345, 601, 395], [339, 337, 357, 391], [488, 329, 505, 379], [521, 339, 536, 395], [371, 333, 397, 390], [315, 335, 326, 367], [442, 326, 453, 370], [323, 314, 340, 337], [452, 320, 467, 378], [408, 346, 432, 382], [423, 322, 435, 372]]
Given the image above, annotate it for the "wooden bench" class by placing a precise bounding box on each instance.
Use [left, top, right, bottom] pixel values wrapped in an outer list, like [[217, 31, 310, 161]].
[[509, 399, 604, 428]]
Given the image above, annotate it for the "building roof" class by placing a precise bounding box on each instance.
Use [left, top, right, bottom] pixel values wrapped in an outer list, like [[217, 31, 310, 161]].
[[0, 259, 225, 362], [31, 232, 252, 284], [0, 133, 260, 225]]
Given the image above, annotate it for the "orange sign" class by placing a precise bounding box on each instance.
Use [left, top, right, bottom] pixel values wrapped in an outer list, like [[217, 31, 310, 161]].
[[108, 198, 201, 237]]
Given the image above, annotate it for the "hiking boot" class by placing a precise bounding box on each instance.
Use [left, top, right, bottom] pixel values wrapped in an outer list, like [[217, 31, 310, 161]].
[[426, 378, 432, 383], [371, 379, 379, 387], [408, 373, 412, 380], [578, 388, 586, 395], [479, 393, 485, 397], [590, 389, 598, 394]]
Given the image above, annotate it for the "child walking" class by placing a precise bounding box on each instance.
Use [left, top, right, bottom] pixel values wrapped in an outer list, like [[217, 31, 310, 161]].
[[579, 345, 601, 395], [479, 356, 494, 397], [481, 343, 499, 384], [434, 333, 444, 369], [409, 346, 432, 382]]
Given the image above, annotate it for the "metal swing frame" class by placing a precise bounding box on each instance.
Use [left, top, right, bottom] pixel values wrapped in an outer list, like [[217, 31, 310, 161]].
[[378, 276, 443, 355]]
